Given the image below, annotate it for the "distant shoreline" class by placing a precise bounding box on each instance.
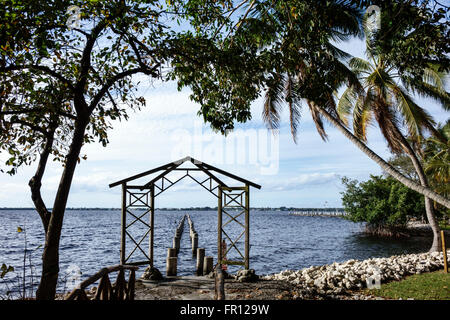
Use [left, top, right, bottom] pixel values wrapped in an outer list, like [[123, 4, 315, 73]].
[[0, 207, 345, 211]]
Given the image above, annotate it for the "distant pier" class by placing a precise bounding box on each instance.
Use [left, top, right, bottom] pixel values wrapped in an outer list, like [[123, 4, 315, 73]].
[[289, 209, 347, 217]]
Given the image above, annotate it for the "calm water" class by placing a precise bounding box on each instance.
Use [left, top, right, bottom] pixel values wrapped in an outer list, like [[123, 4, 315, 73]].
[[0, 209, 432, 296]]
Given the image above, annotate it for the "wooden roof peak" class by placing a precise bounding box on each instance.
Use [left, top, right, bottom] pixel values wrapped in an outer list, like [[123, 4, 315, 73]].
[[109, 156, 261, 189]]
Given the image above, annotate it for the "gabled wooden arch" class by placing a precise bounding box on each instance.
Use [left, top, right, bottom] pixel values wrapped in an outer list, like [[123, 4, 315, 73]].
[[109, 156, 261, 271]]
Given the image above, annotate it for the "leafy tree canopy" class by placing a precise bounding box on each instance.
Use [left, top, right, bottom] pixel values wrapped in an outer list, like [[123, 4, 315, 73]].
[[0, 0, 253, 173], [341, 175, 425, 233], [369, 0, 449, 80]]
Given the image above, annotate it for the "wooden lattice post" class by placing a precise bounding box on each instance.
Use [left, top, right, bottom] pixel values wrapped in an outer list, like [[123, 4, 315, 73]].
[[245, 184, 250, 270], [216, 187, 225, 300], [120, 183, 127, 265], [217, 187, 223, 265], [150, 184, 155, 267]]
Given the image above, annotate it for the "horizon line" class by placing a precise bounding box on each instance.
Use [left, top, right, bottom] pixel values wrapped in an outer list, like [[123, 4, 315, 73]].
[[0, 206, 345, 210]]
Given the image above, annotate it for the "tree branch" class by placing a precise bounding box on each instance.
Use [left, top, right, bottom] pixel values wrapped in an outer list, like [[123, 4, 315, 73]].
[[0, 65, 74, 90], [88, 66, 159, 112], [11, 119, 50, 137], [0, 107, 76, 120], [73, 17, 111, 115]]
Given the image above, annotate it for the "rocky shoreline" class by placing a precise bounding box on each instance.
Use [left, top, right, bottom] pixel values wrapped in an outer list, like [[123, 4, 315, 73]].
[[261, 250, 448, 299], [55, 251, 447, 300]]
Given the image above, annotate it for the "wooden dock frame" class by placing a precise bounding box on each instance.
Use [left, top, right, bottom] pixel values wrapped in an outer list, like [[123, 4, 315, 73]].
[[110, 156, 260, 272], [218, 185, 250, 270]]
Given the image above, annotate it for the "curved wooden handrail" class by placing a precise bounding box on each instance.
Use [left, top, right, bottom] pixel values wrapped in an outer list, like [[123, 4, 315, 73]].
[[65, 264, 139, 301]]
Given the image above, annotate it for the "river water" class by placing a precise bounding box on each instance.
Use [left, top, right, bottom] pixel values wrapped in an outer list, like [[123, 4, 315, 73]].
[[0, 209, 432, 297]]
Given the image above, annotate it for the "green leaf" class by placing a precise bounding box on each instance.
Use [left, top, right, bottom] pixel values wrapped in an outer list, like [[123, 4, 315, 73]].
[[1, 264, 14, 278]]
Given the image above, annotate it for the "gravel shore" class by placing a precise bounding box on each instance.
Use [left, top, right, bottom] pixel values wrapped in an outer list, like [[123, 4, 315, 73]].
[[133, 250, 448, 300], [262, 250, 448, 299]]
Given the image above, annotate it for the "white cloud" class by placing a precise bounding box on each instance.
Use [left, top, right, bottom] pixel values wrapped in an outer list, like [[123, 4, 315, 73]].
[[262, 173, 340, 191], [0, 182, 29, 200]]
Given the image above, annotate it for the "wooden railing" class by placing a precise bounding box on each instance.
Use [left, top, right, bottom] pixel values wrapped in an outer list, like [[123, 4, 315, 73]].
[[65, 265, 138, 301]]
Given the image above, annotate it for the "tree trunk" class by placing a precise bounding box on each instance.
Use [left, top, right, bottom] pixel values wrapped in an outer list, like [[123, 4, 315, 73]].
[[409, 161, 441, 252], [316, 107, 450, 209], [392, 130, 441, 252], [29, 127, 56, 233], [36, 120, 88, 300]]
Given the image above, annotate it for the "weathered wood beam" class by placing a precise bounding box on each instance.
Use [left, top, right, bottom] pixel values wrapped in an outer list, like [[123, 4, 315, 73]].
[[192, 162, 229, 189], [199, 161, 261, 189], [65, 265, 138, 300], [109, 162, 176, 188]]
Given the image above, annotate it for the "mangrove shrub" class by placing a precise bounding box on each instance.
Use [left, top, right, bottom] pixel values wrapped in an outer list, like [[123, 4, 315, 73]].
[[341, 175, 425, 236]]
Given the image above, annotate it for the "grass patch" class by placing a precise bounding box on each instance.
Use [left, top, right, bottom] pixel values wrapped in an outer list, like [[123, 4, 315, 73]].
[[366, 270, 450, 300]]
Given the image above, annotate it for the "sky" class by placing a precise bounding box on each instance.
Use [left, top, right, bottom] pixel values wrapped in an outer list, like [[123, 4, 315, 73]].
[[0, 37, 448, 209]]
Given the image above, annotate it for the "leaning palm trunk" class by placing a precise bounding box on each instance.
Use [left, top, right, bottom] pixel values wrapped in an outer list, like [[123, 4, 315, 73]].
[[316, 107, 450, 210], [391, 128, 442, 251], [407, 155, 441, 251]]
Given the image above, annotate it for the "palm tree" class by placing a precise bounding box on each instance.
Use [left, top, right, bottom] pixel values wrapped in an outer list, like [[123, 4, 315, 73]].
[[314, 104, 450, 210], [260, 0, 364, 143], [336, 27, 449, 250], [247, 0, 450, 249]]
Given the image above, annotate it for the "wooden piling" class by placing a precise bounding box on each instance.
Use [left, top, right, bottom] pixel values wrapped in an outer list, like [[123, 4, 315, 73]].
[[166, 257, 177, 276], [214, 267, 225, 300], [167, 248, 177, 258], [191, 233, 198, 255], [203, 256, 213, 275], [173, 236, 180, 254], [196, 248, 205, 276], [186, 214, 198, 255]]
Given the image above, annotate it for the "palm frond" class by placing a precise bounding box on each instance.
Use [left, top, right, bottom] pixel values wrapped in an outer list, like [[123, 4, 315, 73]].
[[352, 89, 375, 141], [422, 68, 445, 89], [372, 94, 405, 154], [307, 101, 328, 141], [327, 0, 364, 40], [324, 91, 339, 119], [285, 74, 302, 143], [403, 76, 450, 111], [349, 57, 373, 76], [262, 73, 284, 130], [425, 158, 450, 183], [337, 87, 357, 127], [389, 82, 437, 141], [330, 58, 365, 96], [325, 43, 352, 61]]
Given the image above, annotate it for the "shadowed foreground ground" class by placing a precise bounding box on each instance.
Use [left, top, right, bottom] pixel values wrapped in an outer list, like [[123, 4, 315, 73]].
[[135, 276, 299, 300], [134, 276, 383, 300]]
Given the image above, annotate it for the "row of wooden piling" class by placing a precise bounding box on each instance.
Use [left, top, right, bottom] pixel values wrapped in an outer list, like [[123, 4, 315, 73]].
[[166, 247, 214, 277], [196, 248, 213, 275], [186, 214, 198, 256], [289, 210, 346, 217], [172, 215, 186, 254], [166, 214, 214, 277]]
